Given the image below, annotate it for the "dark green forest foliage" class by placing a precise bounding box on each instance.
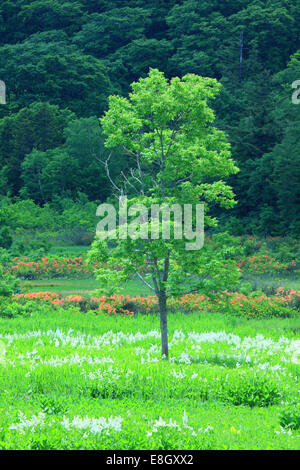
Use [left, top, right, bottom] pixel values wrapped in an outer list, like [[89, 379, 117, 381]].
[[0, 0, 299, 235]]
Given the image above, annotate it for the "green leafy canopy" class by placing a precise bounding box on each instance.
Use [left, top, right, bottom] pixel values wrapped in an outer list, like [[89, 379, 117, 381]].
[[89, 69, 240, 297]]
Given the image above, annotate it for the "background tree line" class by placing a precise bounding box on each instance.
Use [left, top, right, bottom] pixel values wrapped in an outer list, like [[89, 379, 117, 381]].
[[0, 0, 299, 236]]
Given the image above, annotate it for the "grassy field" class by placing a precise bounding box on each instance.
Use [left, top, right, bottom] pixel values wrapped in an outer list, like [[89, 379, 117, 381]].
[[241, 273, 300, 291], [2, 244, 299, 449], [49, 245, 91, 256], [0, 309, 299, 450], [21, 276, 300, 297], [19, 273, 300, 312]]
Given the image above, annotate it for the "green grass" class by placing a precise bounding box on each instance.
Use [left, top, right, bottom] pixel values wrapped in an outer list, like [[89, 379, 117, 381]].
[[21, 279, 101, 295], [20, 272, 299, 301], [0, 308, 299, 450], [49, 245, 91, 256], [21, 278, 152, 296], [6, 245, 300, 449], [241, 273, 300, 291]]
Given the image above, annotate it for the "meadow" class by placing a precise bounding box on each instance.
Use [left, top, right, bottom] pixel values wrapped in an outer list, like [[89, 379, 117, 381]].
[[0, 309, 299, 450], [0, 238, 299, 450]]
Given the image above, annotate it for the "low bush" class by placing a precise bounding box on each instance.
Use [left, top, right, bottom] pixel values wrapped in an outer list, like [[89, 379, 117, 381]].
[[0, 299, 32, 318], [279, 406, 300, 430], [0, 264, 19, 297], [220, 374, 281, 407], [10, 288, 300, 319]]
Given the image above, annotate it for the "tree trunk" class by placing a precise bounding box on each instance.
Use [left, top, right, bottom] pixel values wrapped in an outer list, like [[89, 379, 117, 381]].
[[158, 289, 168, 359]]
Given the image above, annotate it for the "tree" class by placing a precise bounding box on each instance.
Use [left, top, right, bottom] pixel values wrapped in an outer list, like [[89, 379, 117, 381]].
[[0, 206, 12, 249], [105, 38, 173, 95], [0, 30, 111, 116], [73, 8, 151, 58], [63, 116, 123, 201], [18, 1, 85, 36], [257, 128, 300, 236], [88, 69, 239, 358], [0, 102, 74, 195], [20, 148, 80, 203]]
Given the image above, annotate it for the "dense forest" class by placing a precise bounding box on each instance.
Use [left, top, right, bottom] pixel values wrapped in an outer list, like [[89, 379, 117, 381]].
[[0, 0, 299, 236]]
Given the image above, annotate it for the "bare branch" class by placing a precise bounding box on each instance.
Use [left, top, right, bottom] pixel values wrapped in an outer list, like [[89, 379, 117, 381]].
[[96, 152, 123, 196], [121, 170, 140, 194], [176, 175, 191, 184], [135, 156, 145, 195], [135, 271, 155, 291]]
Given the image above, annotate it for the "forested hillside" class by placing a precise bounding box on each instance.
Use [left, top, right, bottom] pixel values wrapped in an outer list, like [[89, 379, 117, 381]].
[[0, 0, 299, 236]]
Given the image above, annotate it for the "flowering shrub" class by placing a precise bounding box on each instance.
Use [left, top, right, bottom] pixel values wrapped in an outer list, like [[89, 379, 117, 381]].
[[173, 289, 300, 318], [6, 256, 148, 280], [11, 288, 299, 318], [275, 287, 300, 311], [4, 252, 298, 283], [6, 257, 103, 280], [12, 292, 142, 316]]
